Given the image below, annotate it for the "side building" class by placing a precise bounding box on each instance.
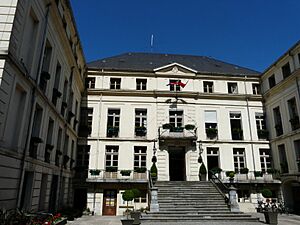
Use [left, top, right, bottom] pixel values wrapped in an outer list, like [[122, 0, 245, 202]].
[[261, 40, 300, 214], [83, 53, 280, 215], [0, 0, 86, 211]]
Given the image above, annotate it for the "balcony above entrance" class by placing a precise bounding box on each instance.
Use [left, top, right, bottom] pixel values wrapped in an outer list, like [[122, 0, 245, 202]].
[[159, 124, 197, 141]]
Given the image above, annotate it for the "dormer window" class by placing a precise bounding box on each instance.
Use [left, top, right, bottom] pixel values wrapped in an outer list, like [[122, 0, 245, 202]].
[[136, 79, 147, 90], [228, 82, 238, 94], [85, 77, 95, 88], [203, 81, 213, 93], [268, 74, 276, 89], [110, 78, 121, 89], [252, 83, 260, 95], [169, 80, 181, 92], [282, 62, 291, 79]]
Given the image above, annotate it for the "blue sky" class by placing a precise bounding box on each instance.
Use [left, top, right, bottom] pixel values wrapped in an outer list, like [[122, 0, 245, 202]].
[[70, 0, 300, 72]]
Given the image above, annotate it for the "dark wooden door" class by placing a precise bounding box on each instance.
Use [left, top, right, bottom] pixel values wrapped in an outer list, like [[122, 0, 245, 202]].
[[103, 190, 117, 215], [169, 148, 185, 181]]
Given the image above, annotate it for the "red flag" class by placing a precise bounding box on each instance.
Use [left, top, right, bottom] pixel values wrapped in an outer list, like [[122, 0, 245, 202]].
[[167, 81, 188, 88]]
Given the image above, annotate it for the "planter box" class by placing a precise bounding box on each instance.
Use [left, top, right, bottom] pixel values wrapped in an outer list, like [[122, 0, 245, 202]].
[[263, 174, 273, 181], [264, 212, 278, 224], [121, 218, 134, 225]]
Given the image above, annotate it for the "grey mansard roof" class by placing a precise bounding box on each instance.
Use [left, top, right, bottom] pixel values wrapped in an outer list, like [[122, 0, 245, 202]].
[[88, 52, 259, 76]]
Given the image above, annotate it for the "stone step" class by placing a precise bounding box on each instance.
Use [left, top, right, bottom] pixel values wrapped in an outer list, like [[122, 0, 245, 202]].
[[158, 199, 226, 203], [147, 210, 234, 214]]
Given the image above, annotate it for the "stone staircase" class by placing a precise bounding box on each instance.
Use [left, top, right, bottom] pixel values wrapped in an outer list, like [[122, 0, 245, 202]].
[[142, 181, 259, 222]]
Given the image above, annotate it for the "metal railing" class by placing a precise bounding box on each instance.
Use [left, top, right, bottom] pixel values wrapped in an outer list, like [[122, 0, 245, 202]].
[[209, 170, 229, 205]]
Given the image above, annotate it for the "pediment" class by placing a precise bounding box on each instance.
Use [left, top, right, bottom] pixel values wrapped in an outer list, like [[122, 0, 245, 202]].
[[154, 63, 197, 76]]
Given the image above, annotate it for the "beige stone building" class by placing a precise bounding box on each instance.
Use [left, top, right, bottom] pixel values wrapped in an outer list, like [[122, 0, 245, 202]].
[[84, 53, 280, 215], [261, 40, 300, 214], [0, 0, 86, 212]]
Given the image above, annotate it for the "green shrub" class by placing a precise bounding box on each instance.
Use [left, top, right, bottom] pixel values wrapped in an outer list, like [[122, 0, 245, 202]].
[[240, 168, 249, 174], [185, 124, 195, 130], [226, 171, 235, 178], [199, 164, 207, 174], [261, 188, 272, 198]]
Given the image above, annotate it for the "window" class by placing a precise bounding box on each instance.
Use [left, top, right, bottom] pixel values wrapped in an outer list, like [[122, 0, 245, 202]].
[[29, 104, 43, 158], [107, 109, 120, 137], [282, 62, 291, 79], [6, 85, 27, 147], [233, 148, 246, 173], [273, 107, 283, 136], [298, 53, 300, 67], [252, 83, 260, 95], [110, 78, 121, 89], [228, 82, 238, 94], [39, 40, 52, 93], [169, 110, 183, 132], [256, 113, 267, 139], [135, 109, 147, 136], [268, 74, 276, 89], [45, 118, 54, 163], [61, 80, 68, 116], [203, 81, 213, 93], [169, 79, 181, 92], [134, 146, 147, 169], [136, 79, 147, 90], [105, 146, 119, 169], [293, 140, 300, 172], [52, 62, 62, 105], [134, 191, 147, 203], [205, 110, 217, 139], [79, 107, 93, 136], [55, 127, 62, 166], [278, 144, 288, 173], [85, 77, 95, 88], [259, 149, 272, 173], [287, 97, 300, 130], [230, 112, 243, 140], [21, 9, 39, 74]]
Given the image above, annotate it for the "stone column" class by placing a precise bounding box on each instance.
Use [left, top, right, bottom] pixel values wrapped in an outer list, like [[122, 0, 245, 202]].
[[229, 186, 240, 212], [150, 187, 159, 212]]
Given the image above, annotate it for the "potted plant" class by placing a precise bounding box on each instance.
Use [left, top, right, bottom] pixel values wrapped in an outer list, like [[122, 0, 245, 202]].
[[130, 189, 142, 225], [121, 170, 132, 176], [257, 129, 269, 139], [199, 163, 207, 181], [150, 162, 158, 183], [226, 171, 235, 183], [254, 171, 263, 179], [89, 169, 100, 176], [121, 190, 134, 225], [135, 126, 146, 136], [162, 123, 173, 129], [184, 124, 195, 130], [170, 126, 184, 132], [232, 128, 243, 140], [106, 166, 118, 172], [211, 167, 222, 178], [258, 188, 281, 224], [206, 128, 218, 138], [107, 126, 119, 137], [134, 167, 147, 173]]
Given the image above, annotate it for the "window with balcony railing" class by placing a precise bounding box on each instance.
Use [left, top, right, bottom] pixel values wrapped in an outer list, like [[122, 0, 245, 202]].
[[288, 97, 300, 131], [205, 110, 217, 139], [107, 109, 120, 137], [135, 109, 147, 136], [233, 148, 246, 173], [259, 149, 272, 173], [256, 113, 268, 139], [273, 106, 283, 136], [230, 112, 243, 140]]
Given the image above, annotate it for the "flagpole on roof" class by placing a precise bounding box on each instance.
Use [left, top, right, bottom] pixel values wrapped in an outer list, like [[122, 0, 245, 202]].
[[150, 34, 154, 52]]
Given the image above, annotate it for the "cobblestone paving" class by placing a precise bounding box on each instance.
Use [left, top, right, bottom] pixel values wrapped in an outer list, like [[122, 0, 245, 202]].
[[68, 213, 300, 225]]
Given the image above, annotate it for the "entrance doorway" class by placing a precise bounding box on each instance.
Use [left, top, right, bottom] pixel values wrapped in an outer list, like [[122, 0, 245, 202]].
[[169, 147, 186, 181], [103, 190, 117, 215], [207, 148, 219, 179]]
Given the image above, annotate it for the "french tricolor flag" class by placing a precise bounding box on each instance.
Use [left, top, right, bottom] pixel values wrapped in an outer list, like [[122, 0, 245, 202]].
[[167, 80, 188, 88]]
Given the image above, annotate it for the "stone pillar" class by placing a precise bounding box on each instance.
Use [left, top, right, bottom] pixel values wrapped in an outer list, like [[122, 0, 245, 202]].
[[150, 187, 159, 212], [229, 186, 240, 212]]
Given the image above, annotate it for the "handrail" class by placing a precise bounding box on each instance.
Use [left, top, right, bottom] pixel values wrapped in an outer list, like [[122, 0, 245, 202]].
[[209, 170, 229, 205], [148, 170, 153, 208]]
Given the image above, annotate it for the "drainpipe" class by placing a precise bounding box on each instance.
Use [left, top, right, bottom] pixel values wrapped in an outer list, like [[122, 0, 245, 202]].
[[17, 3, 51, 208], [243, 75, 256, 172]]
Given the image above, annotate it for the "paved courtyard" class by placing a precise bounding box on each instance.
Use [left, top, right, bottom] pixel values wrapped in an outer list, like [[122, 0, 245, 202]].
[[68, 213, 300, 225]]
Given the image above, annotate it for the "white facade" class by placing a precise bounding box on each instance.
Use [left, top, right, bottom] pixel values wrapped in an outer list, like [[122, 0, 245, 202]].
[[261, 41, 300, 214], [0, 0, 86, 211], [85, 59, 279, 215]]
